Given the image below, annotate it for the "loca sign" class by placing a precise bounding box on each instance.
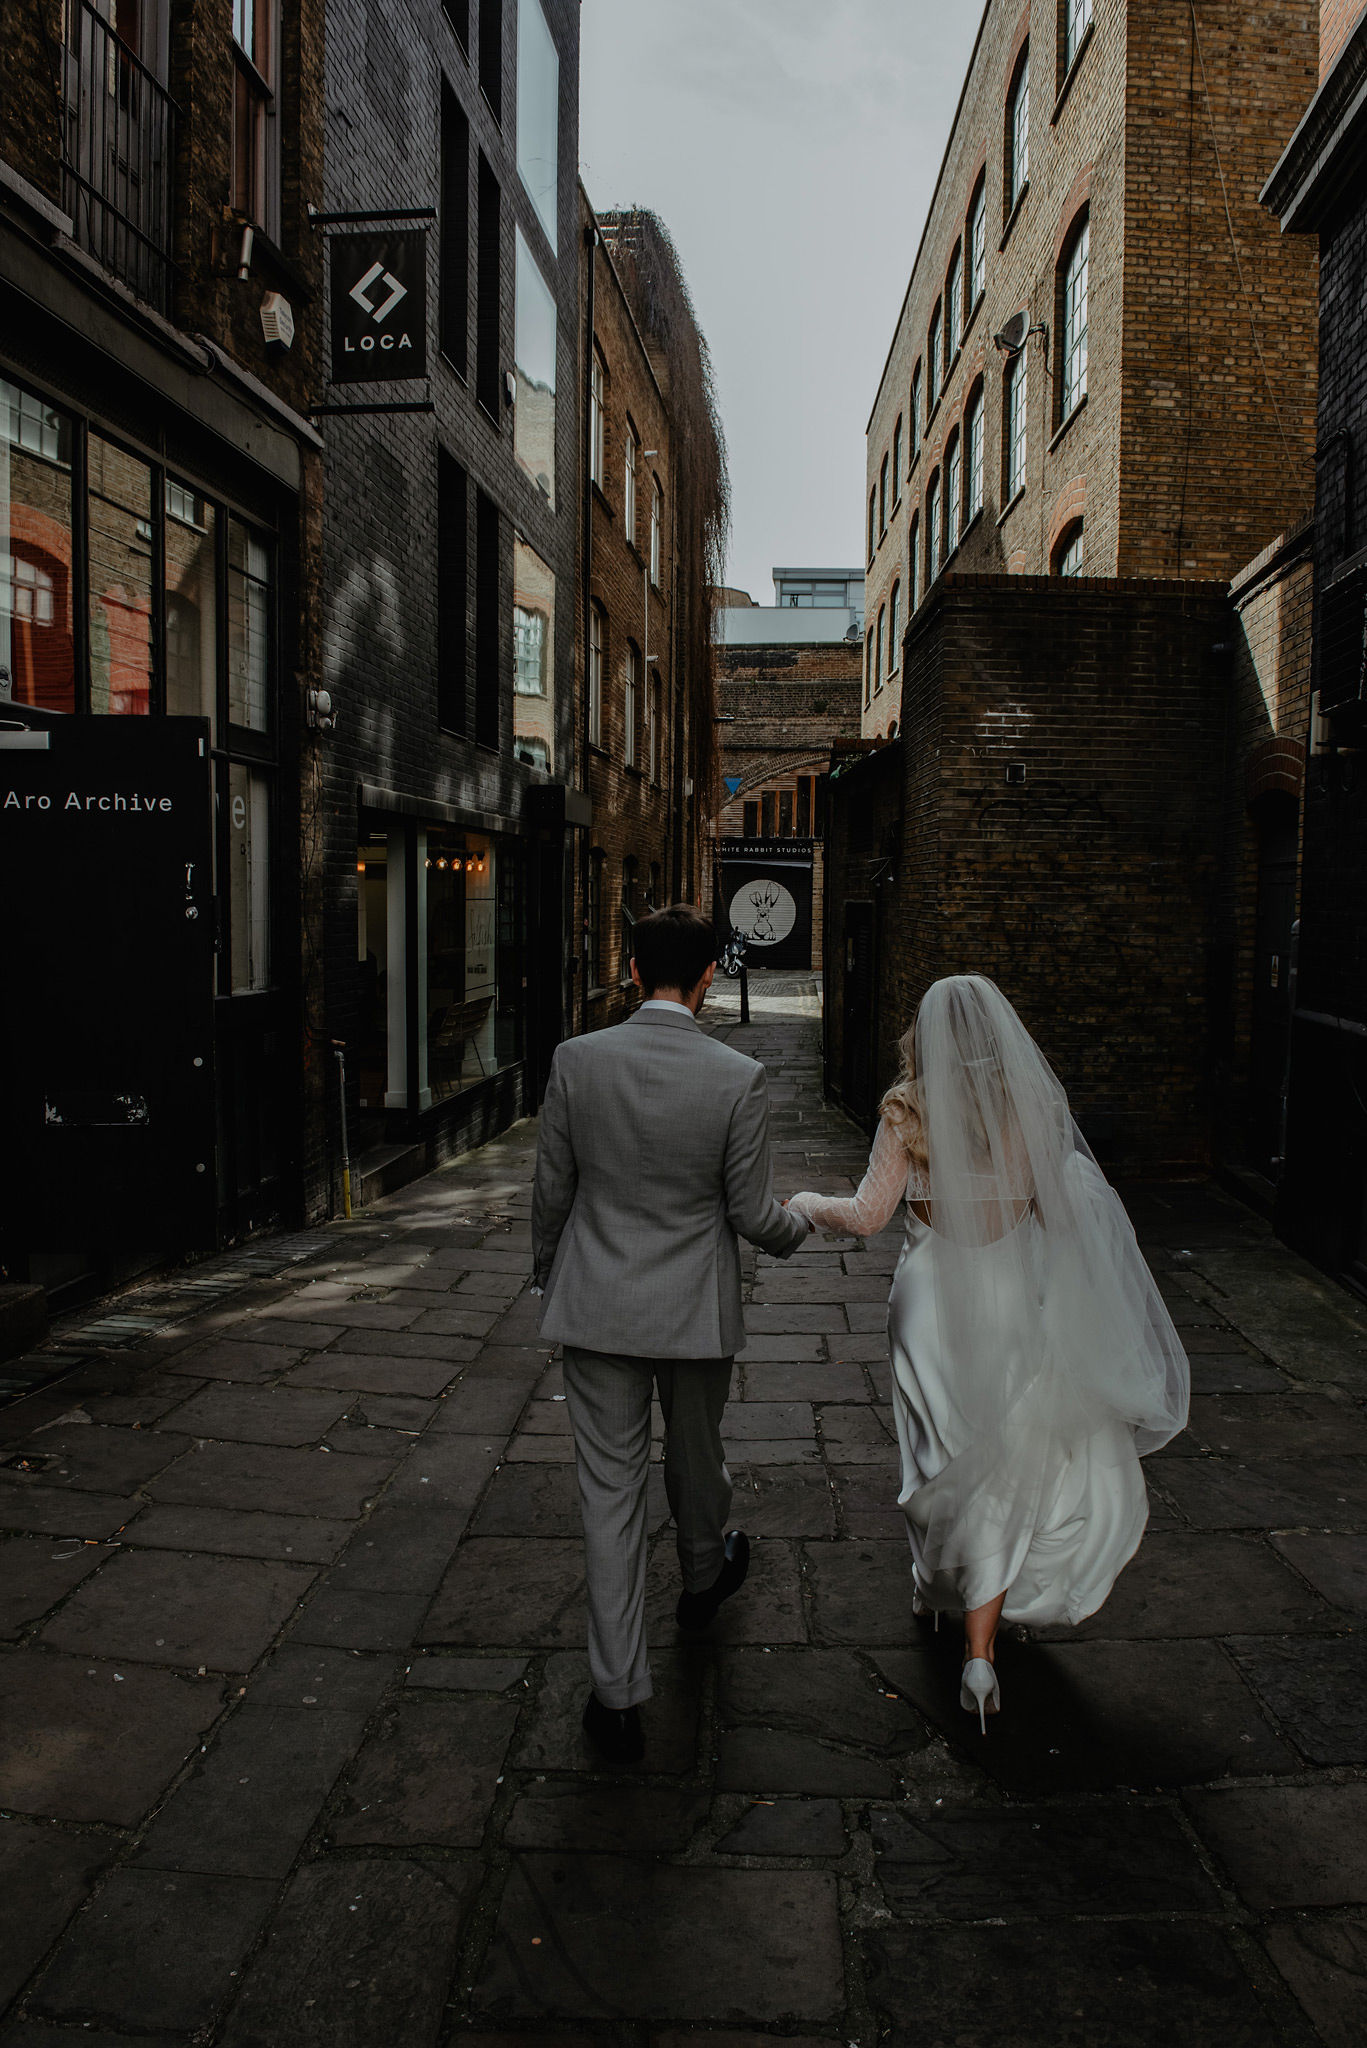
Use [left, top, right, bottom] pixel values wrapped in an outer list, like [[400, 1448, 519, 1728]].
[[330, 229, 428, 384]]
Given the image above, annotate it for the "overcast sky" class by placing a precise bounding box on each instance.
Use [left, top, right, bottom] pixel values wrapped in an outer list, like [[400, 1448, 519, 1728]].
[[579, 0, 984, 604]]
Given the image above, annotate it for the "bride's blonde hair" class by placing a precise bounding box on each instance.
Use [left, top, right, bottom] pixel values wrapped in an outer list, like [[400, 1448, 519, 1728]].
[[880, 1015, 929, 1170]]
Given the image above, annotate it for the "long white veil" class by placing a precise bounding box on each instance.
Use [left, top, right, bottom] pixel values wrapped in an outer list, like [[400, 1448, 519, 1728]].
[[911, 975, 1189, 1596]]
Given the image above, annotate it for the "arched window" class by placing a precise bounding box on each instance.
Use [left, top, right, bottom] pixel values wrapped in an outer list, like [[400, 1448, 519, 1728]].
[[864, 628, 874, 707], [888, 580, 901, 673], [868, 487, 877, 564], [909, 513, 921, 610], [1003, 351, 1028, 500], [946, 243, 963, 364], [927, 303, 942, 410], [875, 605, 885, 692], [1063, 0, 1092, 72], [650, 476, 663, 584], [624, 640, 639, 766], [968, 176, 987, 306], [965, 383, 985, 522], [1007, 46, 1030, 215], [1055, 521, 1085, 576], [1059, 214, 1089, 420], [926, 471, 942, 580], [945, 430, 962, 550], [910, 364, 923, 461], [879, 451, 889, 534], [588, 600, 604, 746], [624, 427, 638, 544], [892, 416, 903, 501], [589, 346, 606, 486]]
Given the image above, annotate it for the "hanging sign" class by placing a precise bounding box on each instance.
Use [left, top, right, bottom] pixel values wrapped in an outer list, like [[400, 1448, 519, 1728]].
[[330, 230, 428, 383]]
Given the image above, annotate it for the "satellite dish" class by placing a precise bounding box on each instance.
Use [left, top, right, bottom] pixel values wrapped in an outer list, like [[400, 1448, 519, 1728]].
[[993, 309, 1030, 354]]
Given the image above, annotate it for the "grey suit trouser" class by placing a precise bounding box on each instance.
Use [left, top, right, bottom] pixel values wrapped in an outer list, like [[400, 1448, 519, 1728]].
[[562, 1346, 734, 1710]]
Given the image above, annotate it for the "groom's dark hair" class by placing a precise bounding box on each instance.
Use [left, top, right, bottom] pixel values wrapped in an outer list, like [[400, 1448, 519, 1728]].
[[632, 904, 718, 996]]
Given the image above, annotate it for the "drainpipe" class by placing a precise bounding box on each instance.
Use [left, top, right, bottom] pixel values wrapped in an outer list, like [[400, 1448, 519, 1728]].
[[580, 220, 598, 1033]]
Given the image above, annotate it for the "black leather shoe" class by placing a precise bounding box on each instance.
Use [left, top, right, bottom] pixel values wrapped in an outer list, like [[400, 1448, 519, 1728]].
[[675, 1530, 751, 1631], [582, 1691, 645, 1765]]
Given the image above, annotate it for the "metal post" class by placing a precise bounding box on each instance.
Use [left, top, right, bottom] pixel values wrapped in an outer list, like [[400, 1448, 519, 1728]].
[[333, 1041, 352, 1218], [740, 951, 750, 1026]]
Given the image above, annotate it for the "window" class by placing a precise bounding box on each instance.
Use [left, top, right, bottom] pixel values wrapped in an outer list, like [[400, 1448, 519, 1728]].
[[513, 534, 554, 773], [761, 790, 776, 838], [1055, 521, 1085, 576], [796, 777, 812, 837], [516, 0, 559, 249], [874, 606, 885, 693], [778, 788, 794, 837], [437, 450, 468, 734], [231, 0, 279, 236], [909, 514, 921, 611], [1060, 215, 1089, 420], [620, 855, 637, 983], [888, 581, 901, 673], [968, 179, 987, 305], [927, 473, 942, 580], [588, 848, 605, 985], [474, 488, 500, 748], [228, 762, 271, 992], [88, 432, 153, 717], [743, 800, 759, 837], [624, 427, 637, 544], [476, 152, 502, 418], [164, 484, 216, 730], [442, 0, 469, 54], [624, 641, 639, 766], [440, 87, 469, 376], [649, 669, 662, 783], [864, 629, 873, 707], [479, 0, 503, 121], [945, 433, 962, 551], [910, 364, 922, 461], [946, 244, 963, 364], [513, 229, 556, 504], [2, 379, 75, 714], [928, 305, 942, 409], [424, 828, 521, 1100], [588, 600, 603, 746], [1063, 0, 1092, 71], [892, 417, 903, 501], [650, 477, 662, 586], [589, 348, 605, 487], [1007, 47, 1030, 215], [965, 385, 984, 521], [1004, 352, 1028, 499], [868, 488, 876, 564], [879, 453, 889, 535]]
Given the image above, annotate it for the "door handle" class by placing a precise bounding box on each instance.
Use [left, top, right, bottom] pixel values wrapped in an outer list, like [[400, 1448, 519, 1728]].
[[184, 862, 199, 920]]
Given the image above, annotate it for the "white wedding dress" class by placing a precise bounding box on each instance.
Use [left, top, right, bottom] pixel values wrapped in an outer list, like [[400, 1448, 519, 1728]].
[[791, 1115, 1157, 1628]]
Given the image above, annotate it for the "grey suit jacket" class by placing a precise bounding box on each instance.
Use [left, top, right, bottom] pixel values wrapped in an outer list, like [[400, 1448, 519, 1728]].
[[531, 1006, 808, 1360]]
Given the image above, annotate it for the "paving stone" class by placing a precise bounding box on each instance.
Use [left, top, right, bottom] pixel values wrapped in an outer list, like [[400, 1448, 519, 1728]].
[[505, 1781, 707, 1852], [713, 1797, 846, 1857], [222, 1857, 477, 2048], [75, 1373, 204, 1427], [723, 1436, 821, 1464], [505, 1431, 576, 1462], [1187, 1393, 1367, 1457], [0, 1818, 117, 2009], [0, 1534, 106, 1636], [753, 1272, 890, 1303], [734, 1334, 828, 1363], [725, 1464, 836, 1538], [124, 1503, 352, 1564], [1263, 1914, 1367, 2048], [41, 1548, 314, 1671], [829, 1463, 907, 1537], [461, 1343, 556, 1376], [652, 2036, 835, 2048], [404, 1653, 528, 1689], [381, 1433, 501, 1512], [645, 1534, 809, 1645], [1183, 1247, 1367, 1387], [743, 1305, 847, 1335], [1187, 1779, 1367, 1909], [722, 1399, 814, 1438], [246, 1643, 397, 1712], [160, 1385, 353, 1446], [825, 1334, 892, 1364], [863, 1918, 1279, 2047], [273, 1299, 425, 1331], [348, 1393, 439, 1430], [0, 1652, 223, 1824], [0, 2026, 173, 2048], [134, 1704, 364, 1877], [1187, 1355, 1290, 1394], [804, 1540, 916, 1644], [1228, 1633, 1367, 1763], [512, 1649, 703, 1775], [291, 1588, 429, 1653], [5, 1425, 189, 1495], [148, 1441, 393, 1518], [719, 1647, 927, 1755], [165, 1337, 305, 1383], [871, 1800, 1219, 1917], [513, 1398, 573, 1434], [819, 1402, 897, 1443], [717, 1727, 896, 1796], [741, 1362, 867, 1402], [427, 1376, 532, 1433], [282, 1351, 465, 1397], [1157, 1456, 1367, 1529], [0, 1482, 143, 1540], [33, 1868, 277, 2032], [421, 1538, 586, 1646], [1035, 1530, 1335, 1641], [470, 1460, 664, 1540], [231, 1317, 341, 1348], [408, 1305, 503, 1337], [329, 1695, 517, 1849], [473, 1857, 843, 2022], [1271, 1530, 1367, 1612], [326, 1505, 465, 1597]]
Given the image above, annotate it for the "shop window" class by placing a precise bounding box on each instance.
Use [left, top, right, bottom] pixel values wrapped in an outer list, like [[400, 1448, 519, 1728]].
[[474, 488, 500, 748], [164, 480, 217, 731], [514, 229, 556, 505], [1007, 45, 1030, 216], [228, 762, 271, 992], [476, 152, 502, 419], [88, 432, 153, 716], [426, 830, 500, 1100], [231, 0, 279, 238], [513, 533, 554, 772], [516, 0, 559, 249], [1059, 214, 1089, 421], [1, 377, 75, 714], [620, 854, 637, 983], [624, 641, 639, 767], [440, 85, 469, 377], [589, 599, 604, 745], [438, 449, 468, 735], [743, 800, 759, 837], [1004, 351, 1027, 499], [587, 847, 605, 987], [227, 516, 271, 731], [479, 0, 503, 120]]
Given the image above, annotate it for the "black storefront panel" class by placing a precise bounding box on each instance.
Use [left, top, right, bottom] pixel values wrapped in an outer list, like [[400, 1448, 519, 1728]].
[[717, 839, 815, 971]]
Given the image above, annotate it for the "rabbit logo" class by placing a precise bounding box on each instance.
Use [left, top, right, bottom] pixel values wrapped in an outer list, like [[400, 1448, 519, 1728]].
[[728, 877, 797, 948]]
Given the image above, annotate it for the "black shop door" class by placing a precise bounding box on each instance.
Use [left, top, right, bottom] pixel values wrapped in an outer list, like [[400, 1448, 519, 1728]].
[[842, 900, 875, 1123], [1250, 796, 1298, 1178], [0, 717, 216, 1255]]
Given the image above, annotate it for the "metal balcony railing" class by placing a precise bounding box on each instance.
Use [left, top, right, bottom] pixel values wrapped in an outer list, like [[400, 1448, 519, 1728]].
[[61, 0, 179, 313]]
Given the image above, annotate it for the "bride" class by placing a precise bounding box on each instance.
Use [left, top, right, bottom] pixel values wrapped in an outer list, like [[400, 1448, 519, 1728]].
[[787, 974, 1188, 1731]]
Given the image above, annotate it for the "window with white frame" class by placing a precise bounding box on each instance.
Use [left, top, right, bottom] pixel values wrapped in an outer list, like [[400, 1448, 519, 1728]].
[[910, 364, 922, 461], [1004, 351, 1027, 499], [888, 580, 901, 672], [874, 606, 884, 693], [1063, 0, 1092, 72], [589, 600, 603, 745], [1056, 521, 1085, 576], [927, 473, 942, 579], [232, 0, 280, 236], [649, 477, 662, 586], [868, 488, 876, 563], [1060, 216, 1089, 420], [945, 433, 962, 550], [969, 180, 987, 305], [1008, 48, 1030, 214], [892, 417, 903, 501], [864, 629, 874, 706], [589, 348, 605, 487], [928, 306, 942, 409], [966, 385, 984, 520], [879, 452, 889, 535], [624, 427, 637, 545], [909, 515, 921, 610], [624, 641, 638, 765], [946, 245, 963, 364]]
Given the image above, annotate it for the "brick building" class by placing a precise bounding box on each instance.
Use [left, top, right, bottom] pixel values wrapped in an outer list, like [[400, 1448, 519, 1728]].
[[1, 0, 326, 1296], [1263, 0, 1367, 1287], [862, 0, 1319, 743], [573, 197, 719, 1028]]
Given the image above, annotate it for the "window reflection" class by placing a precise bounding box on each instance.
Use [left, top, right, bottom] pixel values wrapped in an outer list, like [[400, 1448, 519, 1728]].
[[516, 0, 559, 249], [228, 760, 271, 992], [425, 830, 522, 1099], [514, 230, 557, 506], [0, 379, 75, 713], [88, 432, 153, 716], [513, 533, 555, 772], [164, 480, 217, 734], [227, 516, 271, 730]]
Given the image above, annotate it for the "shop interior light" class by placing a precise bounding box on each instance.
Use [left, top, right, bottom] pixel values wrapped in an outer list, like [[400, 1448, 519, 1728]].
[[357, 861, 365, 873]]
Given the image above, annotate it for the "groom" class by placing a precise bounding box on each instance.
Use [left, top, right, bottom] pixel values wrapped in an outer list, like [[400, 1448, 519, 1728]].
[[531, 903, 809, 1763]]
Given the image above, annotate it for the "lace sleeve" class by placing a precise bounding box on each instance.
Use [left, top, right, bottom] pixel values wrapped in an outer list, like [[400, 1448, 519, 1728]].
[[789, 1116, 911, 1237]]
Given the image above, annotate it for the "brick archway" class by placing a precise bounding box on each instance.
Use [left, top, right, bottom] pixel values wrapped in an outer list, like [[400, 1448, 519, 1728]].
[[1246, 734, 1304, 803]]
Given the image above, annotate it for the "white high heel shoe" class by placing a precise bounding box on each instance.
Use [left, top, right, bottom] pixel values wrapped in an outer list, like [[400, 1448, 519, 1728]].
[[960, 1657, 1001, 1734]]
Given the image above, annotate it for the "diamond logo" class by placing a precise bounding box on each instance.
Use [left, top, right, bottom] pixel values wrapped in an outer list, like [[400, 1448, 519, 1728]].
[[348, 261, 407, 324]]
